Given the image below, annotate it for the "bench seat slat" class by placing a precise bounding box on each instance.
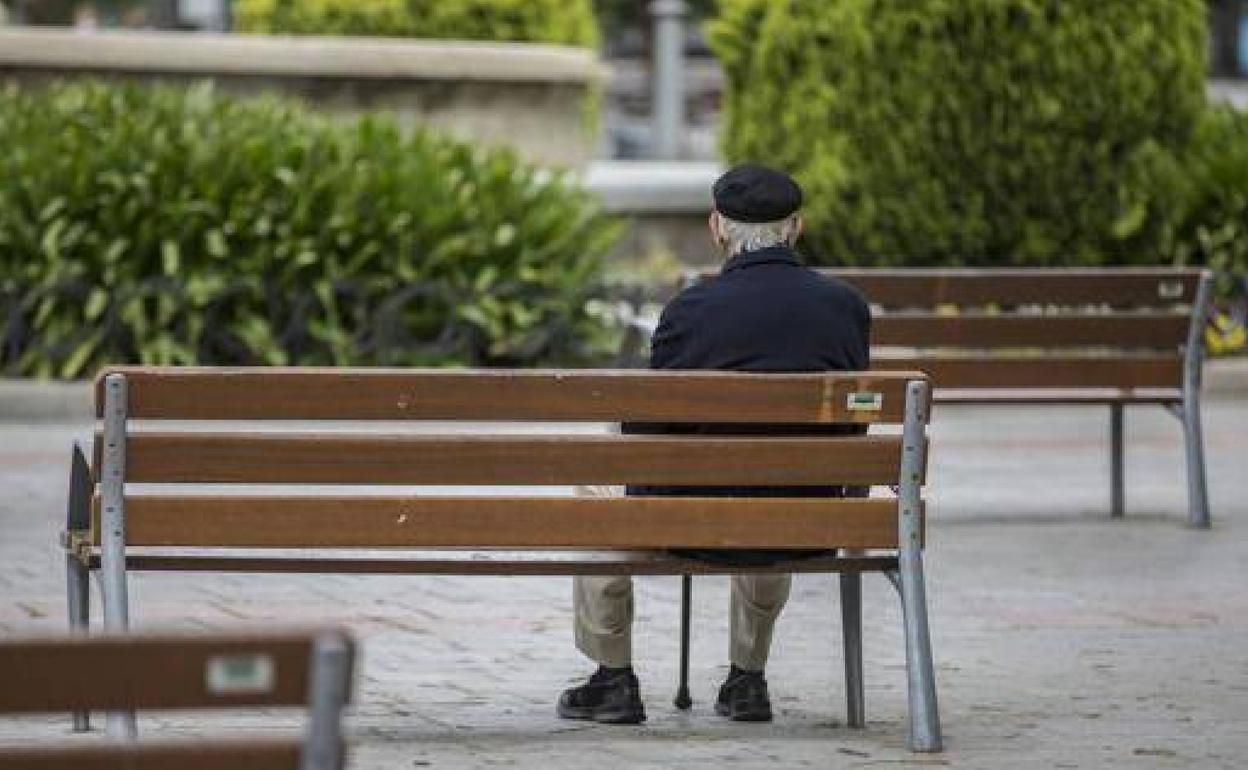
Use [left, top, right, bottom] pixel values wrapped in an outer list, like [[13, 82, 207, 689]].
[[872, 312, 1189, 349], [871, 354, 1181, 389], [97, 368, 919, 424], [83, 547, 900, 576], [93, 496, 905, 549], [0, 740, 302, 770], [103, 434, 906, 486], [0, 635, 322, 712]]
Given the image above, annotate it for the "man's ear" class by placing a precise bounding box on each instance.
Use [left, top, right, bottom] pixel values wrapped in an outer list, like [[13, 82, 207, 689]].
[[709, 212, 727, 251], [791, 215, 804, 244]]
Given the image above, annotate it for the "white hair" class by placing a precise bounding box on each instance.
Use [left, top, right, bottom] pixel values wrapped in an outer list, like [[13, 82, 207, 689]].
[[715, 213, 800, 255]]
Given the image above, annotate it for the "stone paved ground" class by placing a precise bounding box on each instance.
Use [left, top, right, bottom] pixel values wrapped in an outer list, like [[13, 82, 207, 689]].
[[1, 399, 1247, 768]]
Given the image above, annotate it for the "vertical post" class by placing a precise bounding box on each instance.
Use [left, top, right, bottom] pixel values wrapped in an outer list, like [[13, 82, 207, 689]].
[[897, 379, 942, 752], [674, 575, 693, 709], [100, 373, 136, 740], [301, 632, 354, 770], [839, 572, 864, 728], [1110, 403, 1124, 518], [650, 0, 687, 159], [1182, 272, 1214, 529]]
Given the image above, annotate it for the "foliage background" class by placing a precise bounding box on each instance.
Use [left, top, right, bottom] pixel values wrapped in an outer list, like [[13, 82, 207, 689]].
[[706, 0, 1209, 267], [234, 0, 599, 48], [0, 82, 622, 379]]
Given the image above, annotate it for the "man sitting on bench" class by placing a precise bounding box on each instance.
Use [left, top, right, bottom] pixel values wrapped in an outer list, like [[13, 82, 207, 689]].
[[557, 165, 872, 725]]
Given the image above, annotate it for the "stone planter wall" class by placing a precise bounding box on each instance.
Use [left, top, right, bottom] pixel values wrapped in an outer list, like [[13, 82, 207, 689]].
[[0, 28, 606, 168]]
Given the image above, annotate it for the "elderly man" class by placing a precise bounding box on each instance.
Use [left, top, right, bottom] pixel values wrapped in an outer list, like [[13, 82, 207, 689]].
[[557, 165, 871, 725]]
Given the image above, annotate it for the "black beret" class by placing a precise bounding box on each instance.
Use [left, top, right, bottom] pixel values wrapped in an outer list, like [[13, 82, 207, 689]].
[[712, 164, 803, 223]]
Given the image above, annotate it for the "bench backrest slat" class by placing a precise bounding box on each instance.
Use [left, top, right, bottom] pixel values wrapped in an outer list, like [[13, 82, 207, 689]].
[[0, 633, 333, 712], [96, 496, 906, 550], [821, 267, 1202, 309], [0, 740, 302, 770], [95, 434, 906, 486], [871, 312, 1189, 350], [96, 368, 919, 423]]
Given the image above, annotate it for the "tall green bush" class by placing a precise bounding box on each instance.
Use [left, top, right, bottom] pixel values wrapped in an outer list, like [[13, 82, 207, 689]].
[[235, 0, 599, 48], [707, 0, 1207, 265], [0, 82, 621, 379], [1164, 105, 1248, 297]]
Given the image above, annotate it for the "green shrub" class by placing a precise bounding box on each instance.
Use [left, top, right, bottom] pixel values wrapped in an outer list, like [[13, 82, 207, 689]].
[[706, 0, 1207, 266], [0, 82, 622, 379], [1164, 105, 1248, 297], [235, 0, 599, 48]]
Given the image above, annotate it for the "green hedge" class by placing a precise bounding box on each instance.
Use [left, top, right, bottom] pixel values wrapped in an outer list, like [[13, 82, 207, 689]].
[[707, 0, 1207, 266], [1163, 105, 1248, 298], [234, 0, 599, 48], [0, 82, 621, 379]]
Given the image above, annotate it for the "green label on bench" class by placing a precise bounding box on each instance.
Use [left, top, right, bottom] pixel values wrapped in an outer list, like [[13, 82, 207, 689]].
[[847, 392, 883, 411], [206, 654, 275, 695]]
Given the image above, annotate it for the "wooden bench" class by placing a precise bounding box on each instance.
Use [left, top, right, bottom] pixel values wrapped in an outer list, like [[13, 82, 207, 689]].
[[0, 629, 354, 770], [60, 366, 942, 752], [675, 267, 1214, 527]]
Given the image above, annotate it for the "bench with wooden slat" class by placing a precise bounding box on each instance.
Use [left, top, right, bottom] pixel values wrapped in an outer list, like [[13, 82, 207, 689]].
[[60, 366, 941, 752], [0, 630, 354, 770], [678, 266, 1214, 528]]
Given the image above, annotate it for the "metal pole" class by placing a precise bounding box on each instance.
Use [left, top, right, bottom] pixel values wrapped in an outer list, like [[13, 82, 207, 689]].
[[839, 572, 864, 728], [650, 0, 687, 159], [101, 373, 137, 741], [301, 632, 354, 770], [674, 575, 692, 710], [897, 379, 942, 752], [1110, 403, 1124, 518], [1182, 272, 1214, 529]]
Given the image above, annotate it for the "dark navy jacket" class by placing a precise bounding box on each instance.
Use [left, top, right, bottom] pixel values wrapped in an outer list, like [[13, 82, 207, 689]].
[[625, 245, 872, 562]]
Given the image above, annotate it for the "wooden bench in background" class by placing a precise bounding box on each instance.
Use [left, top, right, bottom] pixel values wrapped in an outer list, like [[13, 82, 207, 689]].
[[674, 267, 1214, 528], [60, 367, 942, 752], [0, 629, 354, 770]]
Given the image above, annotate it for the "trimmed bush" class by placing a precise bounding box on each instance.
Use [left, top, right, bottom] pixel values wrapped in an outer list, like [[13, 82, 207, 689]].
[[707, 0, 1207, 266], [234, 0, 599, 48], [1164, 105, 1248, 298], [0, 82, 622, 379]]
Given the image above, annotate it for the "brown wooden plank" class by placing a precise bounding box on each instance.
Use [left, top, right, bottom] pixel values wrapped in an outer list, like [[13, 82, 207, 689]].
[[95, 367, 925, 424], [687, 267, 1202, 308], [0, 632, 347, 712], [826, 268, 1202, 308], [872, 312, 1189, 349], [88, 548, 901, 576], [0, 740, 302, 770], [872, 354, 1182, 389], [933, 388, 1182, 404], [98, 496, 903, 549], [105, 434, 905, 486]]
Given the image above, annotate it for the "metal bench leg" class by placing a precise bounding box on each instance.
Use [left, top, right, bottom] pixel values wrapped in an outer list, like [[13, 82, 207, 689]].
[[1182, 389, 1210, 529], [1183, 271, 1213, 529], [1110, 403, 1125, 518], [897, 552, 941, 752], [101, 374, 137, 741], [674, 574, 693, 710], [66, 554, 91, 732], [898, 379, 941, 752], [839, 572, 864, 728]]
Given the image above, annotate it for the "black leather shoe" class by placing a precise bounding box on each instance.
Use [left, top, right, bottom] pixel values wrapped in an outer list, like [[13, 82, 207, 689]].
[[557, 666, 646, 724], [715, 667, 773, 722]]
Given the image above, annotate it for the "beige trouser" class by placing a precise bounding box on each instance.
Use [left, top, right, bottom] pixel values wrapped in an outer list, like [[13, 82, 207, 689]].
[[573, 483, 791, 672]]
